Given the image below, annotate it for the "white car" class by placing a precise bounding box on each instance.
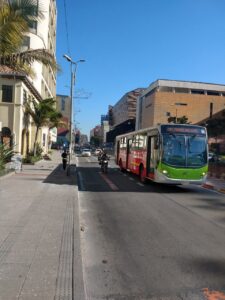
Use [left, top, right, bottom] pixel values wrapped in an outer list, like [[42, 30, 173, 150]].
[[81, 149, 91, 157]]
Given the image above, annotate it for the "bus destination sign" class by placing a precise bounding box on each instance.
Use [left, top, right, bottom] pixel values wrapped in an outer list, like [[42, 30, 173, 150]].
[[161, 125, 206, 135]]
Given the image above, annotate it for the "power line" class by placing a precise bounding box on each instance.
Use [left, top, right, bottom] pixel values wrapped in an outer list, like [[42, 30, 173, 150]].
[[63, 0, 70, 55]]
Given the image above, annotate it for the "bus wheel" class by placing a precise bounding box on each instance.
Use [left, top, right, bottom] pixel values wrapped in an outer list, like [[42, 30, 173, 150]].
[[139, 165, 146, 183]]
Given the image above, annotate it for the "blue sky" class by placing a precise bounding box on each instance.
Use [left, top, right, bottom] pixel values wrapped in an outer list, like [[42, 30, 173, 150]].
[[56, 0, 225, 137]]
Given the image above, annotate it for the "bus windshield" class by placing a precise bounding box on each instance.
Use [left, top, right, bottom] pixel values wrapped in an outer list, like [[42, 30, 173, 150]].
[[162, 134, 207, 167]]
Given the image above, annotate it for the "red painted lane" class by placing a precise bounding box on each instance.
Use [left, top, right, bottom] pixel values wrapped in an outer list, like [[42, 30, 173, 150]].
[[203, 288, 225, 299], [99, 172, 119, 191]]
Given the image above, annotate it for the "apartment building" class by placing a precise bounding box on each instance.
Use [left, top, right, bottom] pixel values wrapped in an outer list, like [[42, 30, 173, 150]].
[[55, 94, 71, 142], [136, 79, 225, 130], [0, 0, 57, 154], [109, 88, 144, 127]]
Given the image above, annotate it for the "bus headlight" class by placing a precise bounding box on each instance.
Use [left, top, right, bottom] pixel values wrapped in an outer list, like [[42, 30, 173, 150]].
[[162, 170, 168, 174], [202, 172, 206, 176]]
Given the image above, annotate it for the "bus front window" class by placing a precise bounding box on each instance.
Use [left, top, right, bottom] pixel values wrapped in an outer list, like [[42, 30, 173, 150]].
[[187, 135, 207, 166], [162, 134, 186, 167]]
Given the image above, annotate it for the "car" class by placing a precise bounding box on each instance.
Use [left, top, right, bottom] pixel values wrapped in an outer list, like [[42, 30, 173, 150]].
[[81, 149, 91, 157]]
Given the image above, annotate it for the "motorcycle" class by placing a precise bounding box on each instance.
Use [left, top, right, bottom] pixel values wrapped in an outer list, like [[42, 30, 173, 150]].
[[100, 156, 110, 173]]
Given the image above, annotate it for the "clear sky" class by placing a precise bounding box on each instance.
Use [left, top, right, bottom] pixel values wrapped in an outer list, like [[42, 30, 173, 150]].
[[56, 0, 225, 137]]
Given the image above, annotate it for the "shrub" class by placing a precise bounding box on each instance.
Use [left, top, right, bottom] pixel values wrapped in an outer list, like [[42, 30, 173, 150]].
[[0, 143, 14, 170]]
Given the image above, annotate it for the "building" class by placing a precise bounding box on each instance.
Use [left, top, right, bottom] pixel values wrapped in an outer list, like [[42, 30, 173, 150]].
[[0, 0, 57, 154], [110, 88, 144, 127], [136, 79, 225, 130], [26, 0, 57, 99], [105, 88, 144, 143], [0, 66, 42, 154], [55, 94, 71, 144]]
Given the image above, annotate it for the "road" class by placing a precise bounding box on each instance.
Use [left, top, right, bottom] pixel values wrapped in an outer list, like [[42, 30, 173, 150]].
[[77, 154, 225, 300]]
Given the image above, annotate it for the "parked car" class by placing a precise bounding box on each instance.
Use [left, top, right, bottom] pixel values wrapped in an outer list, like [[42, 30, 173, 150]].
[[81, 149, 91, 157]]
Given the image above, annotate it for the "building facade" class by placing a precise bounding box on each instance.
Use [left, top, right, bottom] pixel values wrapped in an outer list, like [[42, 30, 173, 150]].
[[136, 79, 225, 130], [0, 66, 42, 154], [110, 88, 144, 127], [0, 0, 57, 155]]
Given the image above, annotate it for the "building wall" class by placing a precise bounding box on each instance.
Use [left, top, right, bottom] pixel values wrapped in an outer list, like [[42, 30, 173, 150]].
[[28, 0, 57, 99], [56, 95, 71, 120], [138, 81, 225, 129], [111, 88, 144, 127]]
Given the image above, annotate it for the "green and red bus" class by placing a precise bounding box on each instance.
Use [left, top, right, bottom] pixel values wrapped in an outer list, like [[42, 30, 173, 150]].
[[115, 124, 208, 185]]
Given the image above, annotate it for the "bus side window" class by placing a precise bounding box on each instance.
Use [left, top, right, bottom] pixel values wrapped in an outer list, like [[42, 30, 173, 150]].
[[154, 136, 159, 149], [154, 136, 160, 165]]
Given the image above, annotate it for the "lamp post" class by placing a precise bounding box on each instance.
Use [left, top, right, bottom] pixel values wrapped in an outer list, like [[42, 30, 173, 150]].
[[63, 54, 85, 175]]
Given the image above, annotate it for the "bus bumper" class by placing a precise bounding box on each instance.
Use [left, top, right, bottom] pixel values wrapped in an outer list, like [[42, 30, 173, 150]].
[[154, 170, 207, 185]]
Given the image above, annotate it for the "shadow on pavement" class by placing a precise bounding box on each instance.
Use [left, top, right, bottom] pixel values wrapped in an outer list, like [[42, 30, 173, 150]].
[[43, 164, 78, 185], [77, 166, 199, 194]]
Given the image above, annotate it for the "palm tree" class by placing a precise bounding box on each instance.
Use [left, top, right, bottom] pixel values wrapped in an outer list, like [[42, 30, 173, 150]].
[[0, 0, 57, 72], [25, 98, 62, 156]]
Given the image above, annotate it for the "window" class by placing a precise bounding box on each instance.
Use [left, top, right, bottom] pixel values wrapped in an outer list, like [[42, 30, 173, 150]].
[[23, 90, 28, 104], [43, 133, 46, 147], [61, 98, 65, 111], [2, 85, 13, 103], [174, 103, 188, 106], [29, 20, 37, 34], [207, 91, 220, 96], [22, 36, 30, 49], [191, 90, 204, 95]]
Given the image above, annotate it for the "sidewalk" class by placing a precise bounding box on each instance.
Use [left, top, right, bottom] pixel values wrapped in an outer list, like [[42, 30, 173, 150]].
[[0, 150, 85, 300], [202, 176, 225, 194]]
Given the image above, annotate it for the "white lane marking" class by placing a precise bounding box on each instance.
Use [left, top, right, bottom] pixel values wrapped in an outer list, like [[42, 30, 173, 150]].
[[137, 182, 144, 187], [129, 177, 135, 181]]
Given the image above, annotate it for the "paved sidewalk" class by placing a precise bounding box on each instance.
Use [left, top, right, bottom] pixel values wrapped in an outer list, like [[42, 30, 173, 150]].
[[202, 176, 225, 194], [0, 151, 85, 300]]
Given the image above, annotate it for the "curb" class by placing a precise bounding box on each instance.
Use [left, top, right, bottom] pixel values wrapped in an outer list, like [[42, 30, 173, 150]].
[[218, 189, 225, 194], [202, 183, 214, 190]]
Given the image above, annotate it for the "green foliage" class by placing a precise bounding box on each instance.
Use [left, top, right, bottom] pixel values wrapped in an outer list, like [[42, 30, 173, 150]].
[[90, 136, 101, 147], [25, 98, 62, 155], [0, 143, 14, 170], [168, 115, 190, 124], [0, 0, 57, 73]]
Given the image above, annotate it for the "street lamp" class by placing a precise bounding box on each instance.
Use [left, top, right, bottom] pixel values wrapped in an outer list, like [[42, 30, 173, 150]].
[[63, 54, 85, 175]]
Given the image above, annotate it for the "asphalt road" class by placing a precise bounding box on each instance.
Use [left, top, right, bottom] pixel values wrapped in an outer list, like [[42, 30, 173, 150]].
[[77, 154, 225, 300]]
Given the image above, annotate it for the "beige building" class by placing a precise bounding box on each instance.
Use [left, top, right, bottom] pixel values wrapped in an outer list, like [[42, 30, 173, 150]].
[[0, 0, 57, 155], [0, 66, 43, 154], [136, 79, 225, 130], [110, 88, 144, 127]]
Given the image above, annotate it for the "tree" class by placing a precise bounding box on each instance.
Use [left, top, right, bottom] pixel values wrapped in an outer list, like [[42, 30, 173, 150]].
[[0, 0, 57, 73], [168, 115, 190, 124], [90, 136, 101, 147], [25, 98, 62, 156]]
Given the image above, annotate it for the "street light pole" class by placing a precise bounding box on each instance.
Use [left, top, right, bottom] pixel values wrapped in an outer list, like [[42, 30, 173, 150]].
[[63, 54, 85, 175]]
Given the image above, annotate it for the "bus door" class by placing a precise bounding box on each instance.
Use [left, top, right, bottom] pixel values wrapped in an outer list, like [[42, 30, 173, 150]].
[[146, 135, 159, 179], [126, 139, 132, 169]]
